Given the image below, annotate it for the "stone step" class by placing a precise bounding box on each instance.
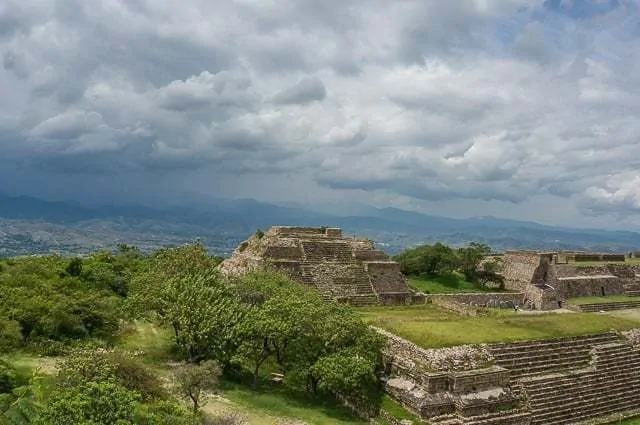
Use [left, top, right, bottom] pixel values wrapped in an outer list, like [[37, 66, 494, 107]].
[[578, 301, 640, 312], [525, 367, 640, 392], [531, 391, 640, 425], [495, 357, 592, 378], [461, 411, 531, 425], [489, 333, 619, 353], [493, 350, 591, 364], [528, 378, 640, 409]]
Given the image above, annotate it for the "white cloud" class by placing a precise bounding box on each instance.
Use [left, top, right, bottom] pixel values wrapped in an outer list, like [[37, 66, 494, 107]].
[[1, 0, 640, 225]]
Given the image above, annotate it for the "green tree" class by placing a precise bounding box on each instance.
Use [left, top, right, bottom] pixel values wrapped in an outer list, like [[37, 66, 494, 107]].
[[37, 381, 140, 425], [457, 242, 492, 283], [174, 360, 222, 413], [394, 243, 458, 276], [65, 257, 83, 277]]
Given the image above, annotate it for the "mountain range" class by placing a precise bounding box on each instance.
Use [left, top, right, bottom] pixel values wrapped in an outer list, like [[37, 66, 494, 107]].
[[1, 193, 640, 257]]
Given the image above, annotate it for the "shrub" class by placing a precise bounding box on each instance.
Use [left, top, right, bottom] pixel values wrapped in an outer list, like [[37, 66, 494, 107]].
[[0, 360, 17, 393]]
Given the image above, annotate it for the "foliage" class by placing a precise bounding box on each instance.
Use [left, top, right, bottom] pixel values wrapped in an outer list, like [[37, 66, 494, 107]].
[[64, 257, 83, 277], [393, 243, 458, 276], [37, 380, 141, 424], [57, 349, 166, 401], [456, 242, 492, 283], [395, 242, 503, 287], [231, 271, 384, 411], [174, 360, 222, 413], [0, 250, 146, 352]]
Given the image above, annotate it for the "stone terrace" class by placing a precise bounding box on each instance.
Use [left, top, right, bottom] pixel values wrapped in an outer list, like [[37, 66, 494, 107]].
[[488, 332, 640, 424], [382, 327, 640, 424], [219, 226, 411, 306]]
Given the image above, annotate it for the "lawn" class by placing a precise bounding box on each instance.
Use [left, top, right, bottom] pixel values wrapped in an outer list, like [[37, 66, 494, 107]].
[[408, 272, 506, 294], [118, 322, 368, 425], [569, 295, 640, 305], [360, 304, 640, 348], [214, 380, 368, 425]]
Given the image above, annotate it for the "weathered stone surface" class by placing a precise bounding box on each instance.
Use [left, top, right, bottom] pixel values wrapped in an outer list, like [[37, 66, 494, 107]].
[[501, 251, 640, 310], [219, 226, 410, 306], [383, 327, 640, 425]]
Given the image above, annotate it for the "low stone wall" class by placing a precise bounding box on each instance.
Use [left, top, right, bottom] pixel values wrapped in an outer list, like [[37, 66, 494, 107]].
[[552, 263, 640, 279], [574, 253, 626, 262], [272, 226, 327, 237], [375, 327, 494, 373], [555, 275, 624, 298], [428, 293, 524, 308], [379, 292, 413, 306]]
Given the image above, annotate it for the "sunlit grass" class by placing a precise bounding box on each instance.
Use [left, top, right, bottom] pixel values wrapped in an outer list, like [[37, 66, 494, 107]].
[[408, 272, 507, 294], [360, 304, 640, 348]]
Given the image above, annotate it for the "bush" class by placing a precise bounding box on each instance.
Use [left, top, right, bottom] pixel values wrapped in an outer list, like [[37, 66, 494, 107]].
[[0, 360, 17, 393], [0, 319, 23, 351]]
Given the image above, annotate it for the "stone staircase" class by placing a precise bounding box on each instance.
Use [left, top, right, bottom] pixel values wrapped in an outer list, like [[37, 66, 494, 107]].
[[429, 411, 532, 425], [490, 333, 640, 425], [301, 240, 354, 262], [577, 300, 640, 312], [297, 242, 380, 306], [489, 333, 619, 379]]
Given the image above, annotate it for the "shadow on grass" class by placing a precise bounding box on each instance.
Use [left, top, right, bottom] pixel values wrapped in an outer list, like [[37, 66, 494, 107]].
[[219, 371, 367, 424]]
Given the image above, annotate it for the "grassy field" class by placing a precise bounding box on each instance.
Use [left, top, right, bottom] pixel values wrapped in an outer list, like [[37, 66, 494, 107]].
[[569, 295, 640, 305], [360, 304, 640, 348], [408, 272, 506, 294], [117, 322, 368, 425]]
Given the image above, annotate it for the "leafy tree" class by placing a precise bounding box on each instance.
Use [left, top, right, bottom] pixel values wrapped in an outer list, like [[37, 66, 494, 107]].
[[393, 243, 458, 276], [37, 381, 140, 425], [57, 349, 166, 401], [65, 257, 83, 277], [457, 242, 492, 283], [174, 360, 222, 413]]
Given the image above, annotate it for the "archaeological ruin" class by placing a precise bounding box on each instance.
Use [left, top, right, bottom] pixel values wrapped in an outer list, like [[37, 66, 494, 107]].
[[219, 226, 411, 306], [382, 328, 640, 425], [501, 250, 640, 310]]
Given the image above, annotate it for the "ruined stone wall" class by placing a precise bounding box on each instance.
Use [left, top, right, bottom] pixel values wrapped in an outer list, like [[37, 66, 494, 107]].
[[353, 249, 388, 261], [523, 286, 561, 310], [272, 226, 327, 237], [428, 293, 525, 308], [376, 327, 494, 373], [553, 263, 640, 279], [365, 261, 408, 294], [501, 252, 545, 290], [555, 276, 624, 297], [264, 245, 303, 259]]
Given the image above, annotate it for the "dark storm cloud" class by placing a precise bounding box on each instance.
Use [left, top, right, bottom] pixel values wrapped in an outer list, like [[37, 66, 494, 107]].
[[2, 0, 640, 222], [271, 77, 327, 105]]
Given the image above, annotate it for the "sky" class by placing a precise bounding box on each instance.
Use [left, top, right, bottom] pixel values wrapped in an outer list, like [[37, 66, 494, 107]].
[[1, 0, 640, 229]]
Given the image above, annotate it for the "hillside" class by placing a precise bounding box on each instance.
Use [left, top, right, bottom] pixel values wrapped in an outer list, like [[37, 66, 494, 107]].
[[2, 193, 640, 256]]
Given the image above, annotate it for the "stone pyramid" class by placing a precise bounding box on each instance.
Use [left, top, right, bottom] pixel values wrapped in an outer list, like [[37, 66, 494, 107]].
[[219, 226, 411, 306]]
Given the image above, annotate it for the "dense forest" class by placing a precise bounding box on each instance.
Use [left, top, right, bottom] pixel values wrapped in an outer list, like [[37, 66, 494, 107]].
[[0, 243, 384, 424]]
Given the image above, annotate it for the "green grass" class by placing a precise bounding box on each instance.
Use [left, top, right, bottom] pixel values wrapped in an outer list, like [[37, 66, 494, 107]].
[[118, 322, 365, 425], [608, 417, 640, 424], [408, 272, 506, 294], [380, 395, 423, 423], [360, 304, 640, 348], [219, 379, 367, 425], [569, 295, 640, 305], [117, 320, 176, 363]]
